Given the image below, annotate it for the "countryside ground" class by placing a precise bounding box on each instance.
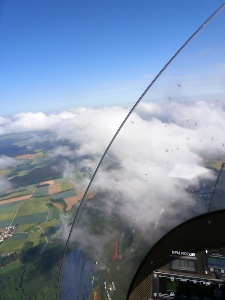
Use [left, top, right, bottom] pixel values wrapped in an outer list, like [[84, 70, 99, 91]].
[[0, 132, 93, 299]]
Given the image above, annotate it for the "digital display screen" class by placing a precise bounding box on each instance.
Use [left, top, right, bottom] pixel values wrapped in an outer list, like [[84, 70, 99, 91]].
[[208, 257, 225, 269], [155, 276, 225, 299], [170, 258, 196, 272]]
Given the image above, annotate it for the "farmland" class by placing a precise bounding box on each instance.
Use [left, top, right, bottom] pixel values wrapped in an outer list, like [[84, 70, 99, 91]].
[[64, 189, 84, 211], [0, 169, 11, 177], [33, 186, 49, 197], [48, 183, 61, 195], [0, 132, 90, 299], [0, 238, 27, 254], [0, 194, 32, 205]]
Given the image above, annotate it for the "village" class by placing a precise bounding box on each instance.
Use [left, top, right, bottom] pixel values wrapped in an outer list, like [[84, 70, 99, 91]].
[[0, 226, 15, 243]]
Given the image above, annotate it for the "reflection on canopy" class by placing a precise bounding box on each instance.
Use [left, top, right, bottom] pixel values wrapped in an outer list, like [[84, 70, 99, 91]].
[[58, 4, 225, 300]]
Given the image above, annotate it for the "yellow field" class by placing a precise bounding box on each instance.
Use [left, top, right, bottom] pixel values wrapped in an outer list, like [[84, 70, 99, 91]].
[[39, 180, 54, 185]]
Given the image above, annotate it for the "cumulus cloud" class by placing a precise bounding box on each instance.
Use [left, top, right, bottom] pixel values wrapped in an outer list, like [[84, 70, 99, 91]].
[[0, 156, 18, 169], [47, 146, 76, 159], [59, 97, 223, 296], [59, 99, 225, 287], [0, 178, 12, 193], [2, 96, 225, 300], [1, 101, 224, 229], [1, 100, 225, 278], [0, 106, 128, 160], [0, 111, 72, 134]]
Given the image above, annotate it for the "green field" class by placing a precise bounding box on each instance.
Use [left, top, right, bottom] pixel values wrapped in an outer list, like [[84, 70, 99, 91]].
[[41, 220, 56, 231], [0, 212, 14, 223], [52, 206, 60, 219], [0, 219, 11, 228], [47, 203, 61, 220], [27, 230, 42, 246], [0, 200, 24, 213], [47, 205, 53, 221], [12, 184, 37, 192], [54, 178, 74, 191], [0, 239, 28, 254], [12, 212, 48, 226], [0, 190, 34, 201], [0, 261, 21, 274], [0, 201, 24, 222], [16, 223, 38, 233], [10, 233, 29, 241], [33, 186, 49, 197], [16, 197, 49, 217]]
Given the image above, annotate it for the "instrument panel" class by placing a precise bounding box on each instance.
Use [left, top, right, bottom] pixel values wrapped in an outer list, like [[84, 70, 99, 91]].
[[152, 249, 225, 299], [127, 210, 225, 300]]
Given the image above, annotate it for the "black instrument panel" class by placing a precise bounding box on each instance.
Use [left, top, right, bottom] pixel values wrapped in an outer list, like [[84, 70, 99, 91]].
[[127, 209, 225, 300]]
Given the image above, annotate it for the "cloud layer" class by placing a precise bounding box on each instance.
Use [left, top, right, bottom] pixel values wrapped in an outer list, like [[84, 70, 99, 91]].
[[56, 99, 225, 299], [2, 99, 225, 297], [0, 156, 18, 169]]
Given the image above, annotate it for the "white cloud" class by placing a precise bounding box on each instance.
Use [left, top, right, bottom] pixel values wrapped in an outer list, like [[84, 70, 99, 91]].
[[1, 100, 225, 261], [61, 100, 225, 270], [0, 178, 12, 193], [47, 146, 75, 159], [0, 156, 18, 168], [2, 98, 225, 299]]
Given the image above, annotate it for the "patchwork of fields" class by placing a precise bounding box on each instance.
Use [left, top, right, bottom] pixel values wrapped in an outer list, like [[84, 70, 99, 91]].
[[0, 169, 95, 256], [0, 133, 94, 298], [0, 177, 85, 254]]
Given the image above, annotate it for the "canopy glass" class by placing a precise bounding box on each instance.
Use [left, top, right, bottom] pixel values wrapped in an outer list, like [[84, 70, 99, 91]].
[[58, 5, 225, 300]]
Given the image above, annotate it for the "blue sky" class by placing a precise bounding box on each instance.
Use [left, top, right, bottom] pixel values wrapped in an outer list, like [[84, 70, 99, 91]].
[[0, 0, 224, 116]]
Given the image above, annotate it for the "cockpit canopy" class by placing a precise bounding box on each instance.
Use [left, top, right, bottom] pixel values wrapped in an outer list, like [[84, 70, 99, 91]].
[[58, 5, 225, 300]]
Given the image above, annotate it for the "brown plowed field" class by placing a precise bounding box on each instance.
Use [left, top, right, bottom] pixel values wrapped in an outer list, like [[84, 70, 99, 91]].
[[64, 189, 84, 211], [0, 194, 32, 205], [64, 196, 79, 211], [86, 191, 96, 199], [48, 184, 61, 195], [52, 202, 64, 212], [64, 189, 96, 211]]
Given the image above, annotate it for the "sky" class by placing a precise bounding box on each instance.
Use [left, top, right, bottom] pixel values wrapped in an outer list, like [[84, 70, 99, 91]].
[[1, 0, 225, 116]]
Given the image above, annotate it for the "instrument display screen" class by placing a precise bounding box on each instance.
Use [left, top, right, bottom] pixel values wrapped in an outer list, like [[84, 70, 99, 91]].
[[208, 257, 225, 269], [170, 257, 197, 272], [154, 275, 225, 299]]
